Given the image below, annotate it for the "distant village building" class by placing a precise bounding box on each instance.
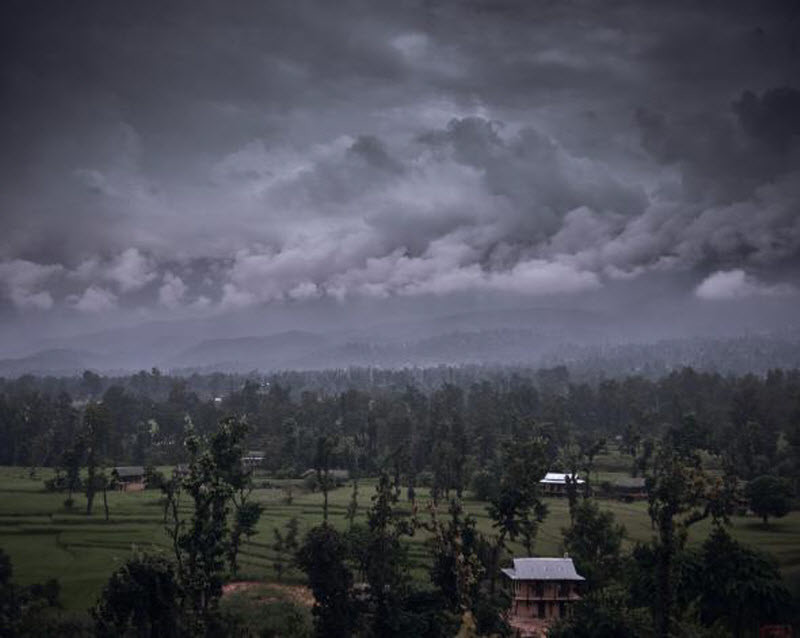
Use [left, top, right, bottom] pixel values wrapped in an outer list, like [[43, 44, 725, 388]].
[[112, 466, 145, 491], [241, 451, 265, 470], [609, 476, 647, 501], [538, 472, 585, 497], [502, 557, 585, 636], [301, 468, 350, 480]]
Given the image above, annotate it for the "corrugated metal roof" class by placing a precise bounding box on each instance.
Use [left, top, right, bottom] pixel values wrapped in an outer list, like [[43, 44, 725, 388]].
[[113, 466, 145, 478], [502, 557, 585, 581], [613, 477, 646, 488], [540, 472, 585, 484]]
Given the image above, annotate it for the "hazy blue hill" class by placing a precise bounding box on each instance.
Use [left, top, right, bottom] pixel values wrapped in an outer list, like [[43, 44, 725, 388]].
[[169, 331, 328, 369], [0, 348, 99, 377]]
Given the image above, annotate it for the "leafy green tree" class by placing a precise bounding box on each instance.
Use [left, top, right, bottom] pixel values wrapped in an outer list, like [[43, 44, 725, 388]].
[[296, 524, 358, 638], [272, 517, 300, 581], [469, 469, 499, 502], [746, 475, 793, 525], [163, 416, 251, 633], [644, 432, 728, 638], [562, 499, 625, 589], [428, 499, 483, 615], [227, 461, 262, 577], [92, 553, 181, 637], [229, 500, 262, 577], [690, 525, 791, 636], [487, 438, 549, 559], [60, 443, 83, 509], [345, 478, 359, 528], [0, 548, 19, 637], [0, 548, 71, 638], [548, 584, 653, 638], [362, 471, 416, 636], [83, 402, 111, 516], [314, 434, 337, 522], [81, 370, 103, 399], [97, 468, 113, 522]]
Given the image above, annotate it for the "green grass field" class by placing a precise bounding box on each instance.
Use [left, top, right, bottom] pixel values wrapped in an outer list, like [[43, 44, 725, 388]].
[[1, 465, 799, 612]]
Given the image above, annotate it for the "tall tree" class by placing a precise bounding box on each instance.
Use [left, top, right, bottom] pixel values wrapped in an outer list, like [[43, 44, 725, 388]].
[[163, 416, 251, 633], [296, 524, 358, 638], [644, 429, 731, 638], [83, 403, 111, 516], [362, 471, 416, 636], [562, 499, 625, 589]]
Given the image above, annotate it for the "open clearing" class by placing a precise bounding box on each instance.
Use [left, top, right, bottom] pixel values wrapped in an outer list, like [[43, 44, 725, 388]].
[[1, 465, 799, 611]]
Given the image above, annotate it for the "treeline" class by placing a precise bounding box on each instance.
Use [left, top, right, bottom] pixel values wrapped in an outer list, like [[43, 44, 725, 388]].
[[1, 366, 799, 491]]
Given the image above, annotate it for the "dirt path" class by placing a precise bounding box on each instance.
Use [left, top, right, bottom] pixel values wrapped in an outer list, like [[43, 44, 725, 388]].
[[222, 581, 314, 607]]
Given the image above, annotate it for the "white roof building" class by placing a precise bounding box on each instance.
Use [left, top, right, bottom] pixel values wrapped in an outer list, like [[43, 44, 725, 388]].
[[539, 472, 585, 485]]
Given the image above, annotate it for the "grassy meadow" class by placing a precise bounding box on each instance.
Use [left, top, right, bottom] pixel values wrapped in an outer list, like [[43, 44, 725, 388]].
[[1, 464, 799, 613]]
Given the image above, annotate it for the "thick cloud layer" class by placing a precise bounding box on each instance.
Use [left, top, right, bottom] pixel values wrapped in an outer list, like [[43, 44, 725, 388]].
[[0, 0, 798, 343]]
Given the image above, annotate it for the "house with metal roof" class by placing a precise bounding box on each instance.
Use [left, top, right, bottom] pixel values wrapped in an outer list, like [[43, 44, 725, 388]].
[[111, 466, 145, 491], [241, 451, 265, 470], [502, 557, 585, 636], [538, 472, 585, 496]]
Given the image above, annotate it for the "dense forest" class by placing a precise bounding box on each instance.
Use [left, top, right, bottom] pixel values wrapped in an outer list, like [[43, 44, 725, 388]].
[[1, 366, 799, 490]]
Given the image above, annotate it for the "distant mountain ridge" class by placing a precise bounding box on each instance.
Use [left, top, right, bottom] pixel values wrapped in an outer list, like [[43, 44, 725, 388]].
[[0, 348, 101, 377], [2, 305, 799, 377], [169, 331, 328, 369]]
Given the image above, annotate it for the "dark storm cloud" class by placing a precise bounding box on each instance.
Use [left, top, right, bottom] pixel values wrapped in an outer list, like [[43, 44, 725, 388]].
[[0, 0, 798, 326]]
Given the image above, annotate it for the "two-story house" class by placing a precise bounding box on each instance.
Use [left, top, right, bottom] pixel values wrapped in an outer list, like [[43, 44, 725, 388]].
[[502, 557, 585, 635]]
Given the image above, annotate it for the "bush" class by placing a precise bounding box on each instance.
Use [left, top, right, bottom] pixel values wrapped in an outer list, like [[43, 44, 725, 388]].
[[92, 554, 182, 637]]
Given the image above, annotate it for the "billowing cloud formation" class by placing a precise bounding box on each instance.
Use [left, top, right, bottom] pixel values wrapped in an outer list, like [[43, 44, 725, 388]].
[[0, 0, 798, 327], [0, 260, 61, 310], [69, 286, 118, 313], [106, 249, 157, 293], [695, 270, 796, 300], [158, 272, 187, 309]]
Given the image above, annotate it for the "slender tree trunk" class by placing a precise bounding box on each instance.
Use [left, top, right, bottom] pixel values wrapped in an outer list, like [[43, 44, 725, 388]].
[[86, 457, 96, 515], [323, 468, 330, 522], [102, 483, 109, 521], [489, 531, 507, 596], [655, 514, 674, 638]]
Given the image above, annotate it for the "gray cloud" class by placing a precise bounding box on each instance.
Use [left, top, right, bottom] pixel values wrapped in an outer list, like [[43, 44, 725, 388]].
[[696, 269, 797, 300], [0, 0, 798, 338]]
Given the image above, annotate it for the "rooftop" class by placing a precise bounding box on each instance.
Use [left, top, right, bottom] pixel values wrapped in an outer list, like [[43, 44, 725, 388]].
[[112, 466, 145, 478], [501, 557, 585, 581], [540, 472, 585, 484]]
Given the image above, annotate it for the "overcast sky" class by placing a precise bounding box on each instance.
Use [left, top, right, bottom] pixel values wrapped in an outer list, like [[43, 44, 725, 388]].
[[1, 0, 799, 348]]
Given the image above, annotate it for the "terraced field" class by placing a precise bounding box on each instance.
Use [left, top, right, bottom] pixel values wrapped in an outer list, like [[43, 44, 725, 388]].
[[1, 466, 799, 612]]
